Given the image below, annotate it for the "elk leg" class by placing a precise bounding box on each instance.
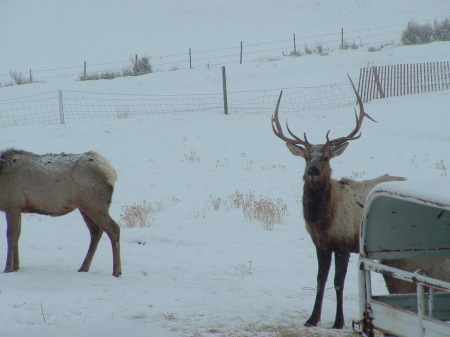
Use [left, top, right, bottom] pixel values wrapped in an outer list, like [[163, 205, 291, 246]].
[[82, 210, 121, 277], [305, 247, 332, 327], [78, 210, 104, 273], [104, 216, 122, 277], [4, 211, 22, 272], [332, 250, 350, 329]]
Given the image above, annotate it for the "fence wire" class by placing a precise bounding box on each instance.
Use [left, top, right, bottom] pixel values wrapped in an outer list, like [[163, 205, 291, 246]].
[[1, 16, 447, 84], [0, 83, 356, 128]]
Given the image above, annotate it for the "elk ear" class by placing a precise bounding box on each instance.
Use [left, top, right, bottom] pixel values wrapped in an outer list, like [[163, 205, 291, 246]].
[[331, 142, 349, 157], [286, 143, 306, 157]]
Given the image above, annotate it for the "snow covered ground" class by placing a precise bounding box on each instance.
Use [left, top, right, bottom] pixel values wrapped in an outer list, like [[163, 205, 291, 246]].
[[1, 1, 450, 336]]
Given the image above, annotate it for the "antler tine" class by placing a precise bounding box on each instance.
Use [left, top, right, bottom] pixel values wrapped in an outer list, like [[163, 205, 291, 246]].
[[286, 120, 309, 144], [327, 75, 377, 146], [271, 90, 308, 146]]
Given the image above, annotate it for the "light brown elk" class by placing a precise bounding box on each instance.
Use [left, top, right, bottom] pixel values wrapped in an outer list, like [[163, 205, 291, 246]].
[[272, 77, 405, 328], [0, 149, 121, 277], [382, 257, 450, 294]]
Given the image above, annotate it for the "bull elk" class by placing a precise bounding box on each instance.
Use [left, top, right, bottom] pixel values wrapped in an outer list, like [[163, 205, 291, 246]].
[[1, 149, 121, 277], [272, 76, 405, 328]]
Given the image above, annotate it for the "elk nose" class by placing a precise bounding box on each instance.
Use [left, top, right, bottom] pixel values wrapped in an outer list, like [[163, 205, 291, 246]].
[[307, 166, 320, 176]]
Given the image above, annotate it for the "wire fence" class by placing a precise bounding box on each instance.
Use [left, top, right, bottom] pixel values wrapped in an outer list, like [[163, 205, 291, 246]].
[[0, 82, 356, 128], [1, 16, 446, 84], [2, 58, 450, 128]]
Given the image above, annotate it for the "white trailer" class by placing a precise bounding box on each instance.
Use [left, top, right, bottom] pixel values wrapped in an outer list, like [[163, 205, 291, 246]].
[[357, 181, 450, 337]]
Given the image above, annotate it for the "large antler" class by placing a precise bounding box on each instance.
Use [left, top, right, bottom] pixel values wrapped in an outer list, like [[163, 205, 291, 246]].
[[271, 90, 309, 146], [326, 74, 376, 146]]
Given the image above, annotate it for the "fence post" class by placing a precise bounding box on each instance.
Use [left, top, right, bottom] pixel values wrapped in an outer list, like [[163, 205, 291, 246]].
[[372, 66, 385, 98], [222, 66, 228, 115], [293, 33, 297, 54], [341, 28, 344, 48], [240, 41, 243, 64], [189, 48, 192, 69], [29, 69, 33, 83], [84, 61, 87, 78], [58, 90, 65, 124]]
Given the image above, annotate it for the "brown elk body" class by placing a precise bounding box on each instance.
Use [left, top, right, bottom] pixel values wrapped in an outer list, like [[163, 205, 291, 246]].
[[382, 257, 450, 293], [0, 149, 121, 277], [272, 77, 405, 328]]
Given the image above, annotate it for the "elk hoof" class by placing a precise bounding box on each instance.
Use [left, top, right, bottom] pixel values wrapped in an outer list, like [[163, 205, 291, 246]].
[[4, 267, 18, 273], [304, 318, 319, 327], [332, 321, 344, 329]]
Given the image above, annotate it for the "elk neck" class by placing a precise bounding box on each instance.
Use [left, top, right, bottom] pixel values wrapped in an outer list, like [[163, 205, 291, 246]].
[[302, 173, 336, 231]]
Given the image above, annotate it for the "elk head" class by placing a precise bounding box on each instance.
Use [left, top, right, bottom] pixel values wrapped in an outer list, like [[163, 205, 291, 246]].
[[272, 76, 375, 190]]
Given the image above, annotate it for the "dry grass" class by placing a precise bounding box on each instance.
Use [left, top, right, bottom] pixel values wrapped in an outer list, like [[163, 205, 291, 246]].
[[242, 195, 288, 231], [181, 150, 200, 163], [208, 191, 288, 230], [79, 55, 152, 81], [10, 70, 34, 85], [190, 320, 362, 337], [303, 43, 329, 56], [235, 261, 254, 279], [434, 159, 447, 178], [120, 200, 165, 228], [401, 18, 450, 45]]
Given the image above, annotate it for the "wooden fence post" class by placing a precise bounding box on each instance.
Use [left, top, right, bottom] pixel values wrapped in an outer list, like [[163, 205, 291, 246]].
[[58, 90, 65, 124], [189, 48, 192, 69], [293, 33, 297, 54], [222, 66, 228, 115], [29, 69, 33, 83], [240, 41, 243, 64], [84, 61, 87, 78], [372, 66, 385, 99]]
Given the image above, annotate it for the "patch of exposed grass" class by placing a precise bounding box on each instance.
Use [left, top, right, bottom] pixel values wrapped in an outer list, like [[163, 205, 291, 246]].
[[193, 320, 362, 337], [208, 191, 288, 230], [120, 200, 165, 228], [434, 159, 447, 178], [79, 55, 152, 81]]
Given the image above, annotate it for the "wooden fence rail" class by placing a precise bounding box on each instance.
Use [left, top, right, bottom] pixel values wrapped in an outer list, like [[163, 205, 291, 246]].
[[358, 61, 450, 102]]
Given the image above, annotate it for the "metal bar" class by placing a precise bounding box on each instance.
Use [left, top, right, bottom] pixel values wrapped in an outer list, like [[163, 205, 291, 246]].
[[417, 282, 425, 337], [359, 265, 369, 319]]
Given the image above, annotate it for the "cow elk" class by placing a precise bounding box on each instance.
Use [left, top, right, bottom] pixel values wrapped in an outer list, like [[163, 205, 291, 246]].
[[382, 257, 450, 294], [0, 149, 121, 277], [272, 76, 405, 328]]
